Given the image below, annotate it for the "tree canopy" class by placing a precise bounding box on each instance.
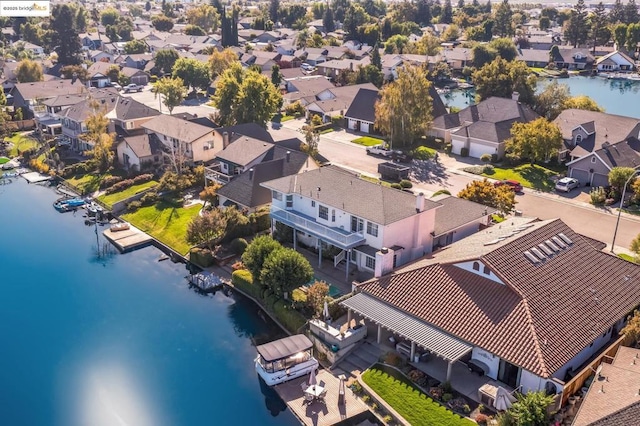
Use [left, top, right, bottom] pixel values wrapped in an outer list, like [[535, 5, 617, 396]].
[[374, 65, 433, 148], [153, 49, 179, 76], [260, 248, 314, 298], [187, 208, 228, 250], [473, 56, 536, 105], [457, 179, 516, 214], [172, 57, 210, 92], [124, 39, 147, 54], [241, 235, 283, 285], [208, 48, 239, 80], [15, 59, 43, 83], [186, 4, 219, 32], [505, 118, 563, 163], [608, 167, 637, 193], [153, 76, 186, 115]]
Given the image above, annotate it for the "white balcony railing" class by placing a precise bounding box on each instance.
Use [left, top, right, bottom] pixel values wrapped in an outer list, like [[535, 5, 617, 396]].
[[270, 207, 365, 248], [204, 164, 233, 184]]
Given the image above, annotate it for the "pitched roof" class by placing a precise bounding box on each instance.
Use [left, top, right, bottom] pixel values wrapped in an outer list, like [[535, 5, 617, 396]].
[[344, 88, 379, 123], [12, 79, 93, 101], [432, 195, 496, 236], [215, 123, 274, 143], [142, 115, 213, 142], [216, 136, 274, 166], [594, 138, 640, 170], [60, 92, 120, 122], [109, 97, 160, 121], [261, 166, 440, 225], [430, 84, 448, 118], [119, 133, 161, 158], [357, 219, 640, 378], [87, 61, 113, 77]]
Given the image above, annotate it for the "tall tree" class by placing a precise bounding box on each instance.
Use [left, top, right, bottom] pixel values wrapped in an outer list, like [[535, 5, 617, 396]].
[[260, 248, 313, 298], [124, 39, 147, 54], [458, 179, 516, 214], [145, 1, 151, 12], [186, 4, 219, 32], [208, 48, 239, 80], [323, 8, 336, 33], [152, 15, 174, 32], [241, 236, 282, 285], [505, 118, 563, 163], [49, 4, 81, 65], [154, 49, 179, 76], [153, 76, 187, 115], [563, 95, 603, 112], [493, 0, 514, 37], [84, 100, 115, 173], [343, 4, 370, 40], [590, 2, 611, 54], [374, 65, 434, 148], [187, 209, 228, 250], [270, 64, 283, 87], [534, 81, 570, 120], [473, 57, 536, 105], [564, 0, 589, 47], [613, 23, 628, 50], [623, 0, 639, 24], [100, 8, 119, 26], [15, 59, 43, 83], [441, 0, 453, 23], [269, 0, 279, 23], [416, 0, 433, 26], [626, 23, 640, 52], [172, 57, 210, 93], [371, 43, 382, 70], [609, 0, 625, 24]]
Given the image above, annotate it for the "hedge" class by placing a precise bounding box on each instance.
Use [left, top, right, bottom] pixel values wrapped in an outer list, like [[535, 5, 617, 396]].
[[190, 247, 215, 268], [273, 299, 307, 332], [232, 269, 261, 300]]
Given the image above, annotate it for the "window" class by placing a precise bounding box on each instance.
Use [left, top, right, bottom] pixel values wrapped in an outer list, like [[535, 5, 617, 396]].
[[273, 191, 282, 201], [365, 256, 375, 270], [473, 261, 480, 271], [575, 134, 582, 144], [351, 216, 364, 233], [319, 205, 328, 220], [311, 201, 315, 207], [285, 195, 293, 208], [591, 156, 596, 163], [483, 265, 490, 275], [331, 210, 335, 222], [366, 222, 378, 237]]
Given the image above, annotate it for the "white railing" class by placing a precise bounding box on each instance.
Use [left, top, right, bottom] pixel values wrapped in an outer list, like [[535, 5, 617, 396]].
[[334, 250, 346, 267], [204, 164, 233, 184], [270, 207, 365, 248]]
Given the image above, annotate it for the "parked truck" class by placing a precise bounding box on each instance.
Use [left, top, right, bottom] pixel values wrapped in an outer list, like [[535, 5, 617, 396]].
[[378, 161, 410, 181]]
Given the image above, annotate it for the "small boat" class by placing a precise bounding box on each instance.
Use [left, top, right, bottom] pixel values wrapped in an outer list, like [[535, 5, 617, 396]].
[[2, 172, 18, 178], [110, 222, 130, 232], [53, 197, 86, 212], [255, 334, 319, 386]]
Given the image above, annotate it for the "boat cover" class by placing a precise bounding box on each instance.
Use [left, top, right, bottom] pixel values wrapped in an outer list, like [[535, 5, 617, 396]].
[[257, 334, 313, 362]]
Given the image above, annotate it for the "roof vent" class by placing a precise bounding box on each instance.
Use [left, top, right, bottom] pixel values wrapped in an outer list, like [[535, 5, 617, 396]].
[[551, 236, 567, 249], [524, 251, 540, 264], [544, 240, 560, 252], [530, 247, 547, 261], [558, 233, 573, 245], [484, 237, 505, 246], [538, 243, 554, 256]]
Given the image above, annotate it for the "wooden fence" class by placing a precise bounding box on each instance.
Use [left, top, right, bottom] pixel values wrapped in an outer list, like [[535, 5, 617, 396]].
[[6, 119, 35, 131], [560, 335, 625, 405]]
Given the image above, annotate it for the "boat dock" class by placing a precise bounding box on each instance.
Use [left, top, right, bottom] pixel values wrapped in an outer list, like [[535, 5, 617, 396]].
[[21, 172, 52, 184], [103, 223, 153, 252], [187, 271, 225, 292], [274, 370, 369, 426]]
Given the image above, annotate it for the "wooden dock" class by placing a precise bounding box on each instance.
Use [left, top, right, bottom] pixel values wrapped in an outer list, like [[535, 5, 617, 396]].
[[187, 271, 224, 292], [274, 369, 369, 426], [103, 223, 153, 252]]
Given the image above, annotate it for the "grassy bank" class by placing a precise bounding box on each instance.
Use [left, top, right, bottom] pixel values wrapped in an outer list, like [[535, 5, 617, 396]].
[[361, 364, 474, 426], [7, 133, 39, 157], [122, 200, 201, 255], [97, 181, 158, 208], [482, 163, 560, 191]]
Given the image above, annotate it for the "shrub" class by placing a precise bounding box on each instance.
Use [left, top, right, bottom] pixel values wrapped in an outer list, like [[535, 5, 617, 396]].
[[442, 393, 453, 403], [480, 153, 492, 163], [100, 175, 124, 189], [106, 179, 135, 194], [491, 153, 499, 163], [331, 115, 343, 125], [284, 101, 305, 117], [444, 143, 452, 154], [384, 352, 403, 367], [230, 237, 248, 255], [139, 191, 159, 206], [371, 402, 379, 411], [350, 381, 363, 395], [250, 210, 271, 232], [29, 158, 50, 174], [132, 173, 154, 184], [399, 179, 413, 189], [272, 299, 307, 333], [412, 145, 436, 160], [231, 260, 245, 271], [475, 414, 489, 425], [429, 386, 443, 400], [463, 164, 494, 175], [590, 186, 606, 205], [432, 189, 451, 197], [462, 404, 471, 414], [232, 269, 261, 300], [190, 247, 215, 267], [361, 395, 371, 403], [460, 147, 469, 157], [126, 200, 141, 212], [441, 381, 453, 393], [390, 183, 402, 189], [383, 414, 393, 423], [407, 369, 428, 387]]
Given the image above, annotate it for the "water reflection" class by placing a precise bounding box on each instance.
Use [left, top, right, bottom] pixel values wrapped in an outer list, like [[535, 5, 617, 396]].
[[226, 291, 286, 345], [258, 375, 288, 417]]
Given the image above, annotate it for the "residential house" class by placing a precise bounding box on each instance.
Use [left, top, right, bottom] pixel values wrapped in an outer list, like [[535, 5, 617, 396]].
[[88, 50, 116, 63], [554, 109, 640, 186], [87, 61, 114, 88], [14, 41, 44, 57], [300, 48, 328, 66], [79, 32, 110, 50], [120, 54, 153, 70], [431, 194, 496, 248], [11, 79, 95, 117], [440, 47, 472, 71], [340, 218, 640, 400], [282, 75, 335, 107], [36, 93, 89, 136], [316, 58, 370, 80], [516, 48, 551, 68], [307, 19, 325, 34], [430, 95, 539, 159], [120, 67, 150, 86], [572, 347, 640, 426], [142, 114, 220, 166], [260, 165, 441, 278], [552, 48, 594, 70], [596, 51, 635, 72], [305, 83, 378, 123], [520, 34, 555, 50], [116, 134, 163, 172], [380, 54, 404, 81]]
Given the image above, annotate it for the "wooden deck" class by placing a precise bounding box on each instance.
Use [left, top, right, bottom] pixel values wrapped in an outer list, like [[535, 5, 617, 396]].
[[274, 369, 369, 426], [103, 224, 153, 252]]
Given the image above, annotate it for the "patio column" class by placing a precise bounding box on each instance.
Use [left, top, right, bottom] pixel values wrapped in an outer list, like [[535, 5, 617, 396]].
[[318, 243, 322, 268], [410, 341, 416, 361], [293, 229, 297, 250], [347, 309, 352, 327], [345, 250, 350, 281], [446, 361, 453, 382], [377, 324, 382, 344]]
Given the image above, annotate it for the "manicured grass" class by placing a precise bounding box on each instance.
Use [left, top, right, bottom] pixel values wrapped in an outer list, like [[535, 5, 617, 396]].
[[319, 128, 334, 135], [281, 115, 295, 122], [97, 181, 158, 208], [122, 200, 202, 255], [0, 156, 9, 164], [66, 174, 109, 195], [361, 365, 474, 426], [358, 174, 393, 187], [619, 253, 638, 263], [482, 163, 560, 191], [7, 133, 39, 157], [352, 136, 385, 147]]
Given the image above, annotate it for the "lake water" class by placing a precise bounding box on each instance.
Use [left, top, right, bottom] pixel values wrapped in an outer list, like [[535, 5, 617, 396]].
[[0, 179, 298, 426], [440, 76, 640, 118]]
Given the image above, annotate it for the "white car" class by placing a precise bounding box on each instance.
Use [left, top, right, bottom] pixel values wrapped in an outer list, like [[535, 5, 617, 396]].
[[366, 144, 395, 157], [301, 63, 315, 72], [555, 177, 580, 192], [110, 82, 122, 91]]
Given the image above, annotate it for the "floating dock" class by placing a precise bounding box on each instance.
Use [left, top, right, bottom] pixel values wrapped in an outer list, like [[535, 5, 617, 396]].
[[187, 271, 225, 292], [102, 223, 153, 252], [22, 172, 52, 184], [274, 369, 368, 426]]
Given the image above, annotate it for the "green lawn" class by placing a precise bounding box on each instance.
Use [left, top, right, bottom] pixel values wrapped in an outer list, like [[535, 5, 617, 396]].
[[122, 200, 202, 255], [619, 253, 638, 263], [358, 174, 393, 187], [0, 157, 9, 164], [7, 133, 39, 157], [482, 163, 560, 191], [361, 365, 474, 426], [352, 136, 385, 147], [281, 115, 295, 122], [97, 181, 158, 208], [66, 174, 107, 195]]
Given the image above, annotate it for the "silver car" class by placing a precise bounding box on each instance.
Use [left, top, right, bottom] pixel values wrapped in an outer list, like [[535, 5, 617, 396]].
[[555, 177, 580, 192]]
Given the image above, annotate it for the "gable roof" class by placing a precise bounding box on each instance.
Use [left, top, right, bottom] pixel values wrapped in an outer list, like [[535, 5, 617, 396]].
[[344, 88, 379, 123], [216, 136, 274, 166], [12, 79, 93, 101], [109, 97, 160, 121], [261, 166, 441, 225], [432, 195, 496, 236], [142, 115, 213, 142], [358, 219, 640, 378], [215, 123, 274, 143], [119, 133, 161, 158], [592, 138, 640, 170]]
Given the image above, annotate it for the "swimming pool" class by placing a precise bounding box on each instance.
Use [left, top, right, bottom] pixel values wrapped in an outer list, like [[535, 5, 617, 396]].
[[305, 277, 343, 298]]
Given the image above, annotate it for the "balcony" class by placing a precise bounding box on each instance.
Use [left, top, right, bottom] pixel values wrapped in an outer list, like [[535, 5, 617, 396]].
[[270, 207, 366, 249], [204, 163, 233, 184]]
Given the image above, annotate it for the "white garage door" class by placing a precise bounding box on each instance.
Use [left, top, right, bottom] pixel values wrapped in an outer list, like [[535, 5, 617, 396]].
[[592, 173, 609, 188], [570, 168, 590, 186], [469, 142, 490, 159], [361, 122, 370, 133], [451, 139, 465, 155]]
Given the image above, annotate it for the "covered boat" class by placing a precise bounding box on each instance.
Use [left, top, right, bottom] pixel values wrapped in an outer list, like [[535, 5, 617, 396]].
[[255, 334, 319, 386]]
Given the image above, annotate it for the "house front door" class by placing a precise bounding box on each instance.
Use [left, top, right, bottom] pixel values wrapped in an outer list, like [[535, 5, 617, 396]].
[[498, 359, 519, 388]]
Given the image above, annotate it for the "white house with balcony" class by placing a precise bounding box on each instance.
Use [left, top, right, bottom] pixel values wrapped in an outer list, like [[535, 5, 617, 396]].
[[261, 166, 441, 280]]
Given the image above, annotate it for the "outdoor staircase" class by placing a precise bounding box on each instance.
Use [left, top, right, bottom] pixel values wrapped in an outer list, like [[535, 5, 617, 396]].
[[332, 341, 384, 378]]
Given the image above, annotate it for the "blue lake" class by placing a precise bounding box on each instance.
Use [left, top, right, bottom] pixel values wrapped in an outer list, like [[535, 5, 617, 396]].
[[441, 76, 640, 118], [0, 179, 298, 426]]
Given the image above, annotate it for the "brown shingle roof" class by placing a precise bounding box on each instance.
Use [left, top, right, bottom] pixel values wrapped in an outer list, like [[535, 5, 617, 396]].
[[142, 115, 213, 143], [357, 219, 640, 378]]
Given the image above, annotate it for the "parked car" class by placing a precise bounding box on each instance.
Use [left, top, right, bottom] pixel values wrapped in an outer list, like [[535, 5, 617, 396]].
[[366, 144, 403, 158], [494, 179, 523, 192], [555, 177, 580, 193], [301, 63, 315, 71], [110, 82, 122, 91], [123, 84, 143, 93]]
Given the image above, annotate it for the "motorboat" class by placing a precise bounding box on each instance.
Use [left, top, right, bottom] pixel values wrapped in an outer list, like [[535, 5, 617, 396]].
[[86, 202, 104, 215], [53, 197, 86, 212], [255, 334, 319, 386], [110, 222, 130, 232]]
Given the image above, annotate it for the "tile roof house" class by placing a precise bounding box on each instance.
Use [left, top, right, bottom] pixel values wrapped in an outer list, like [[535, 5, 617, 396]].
[[341, 218, 640, 397], [554, 109, 640, 186], [431, 95, 538, 159], [572, 347, 640, 426]]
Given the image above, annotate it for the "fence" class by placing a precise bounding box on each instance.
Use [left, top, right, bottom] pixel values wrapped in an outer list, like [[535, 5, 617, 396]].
[[6, 119, 35, 131], [560, 335, 625, 405]]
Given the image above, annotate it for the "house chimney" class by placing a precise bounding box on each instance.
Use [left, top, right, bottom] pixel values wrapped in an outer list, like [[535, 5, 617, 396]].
[[374, 247, 395, 278], [249, 168, 254, 180], [71, 72, 78, 84], [223, 131, 229, 149], [512, 91, 520, 101], [416, 192, 425, 213], [286, 150, 291, 162]]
